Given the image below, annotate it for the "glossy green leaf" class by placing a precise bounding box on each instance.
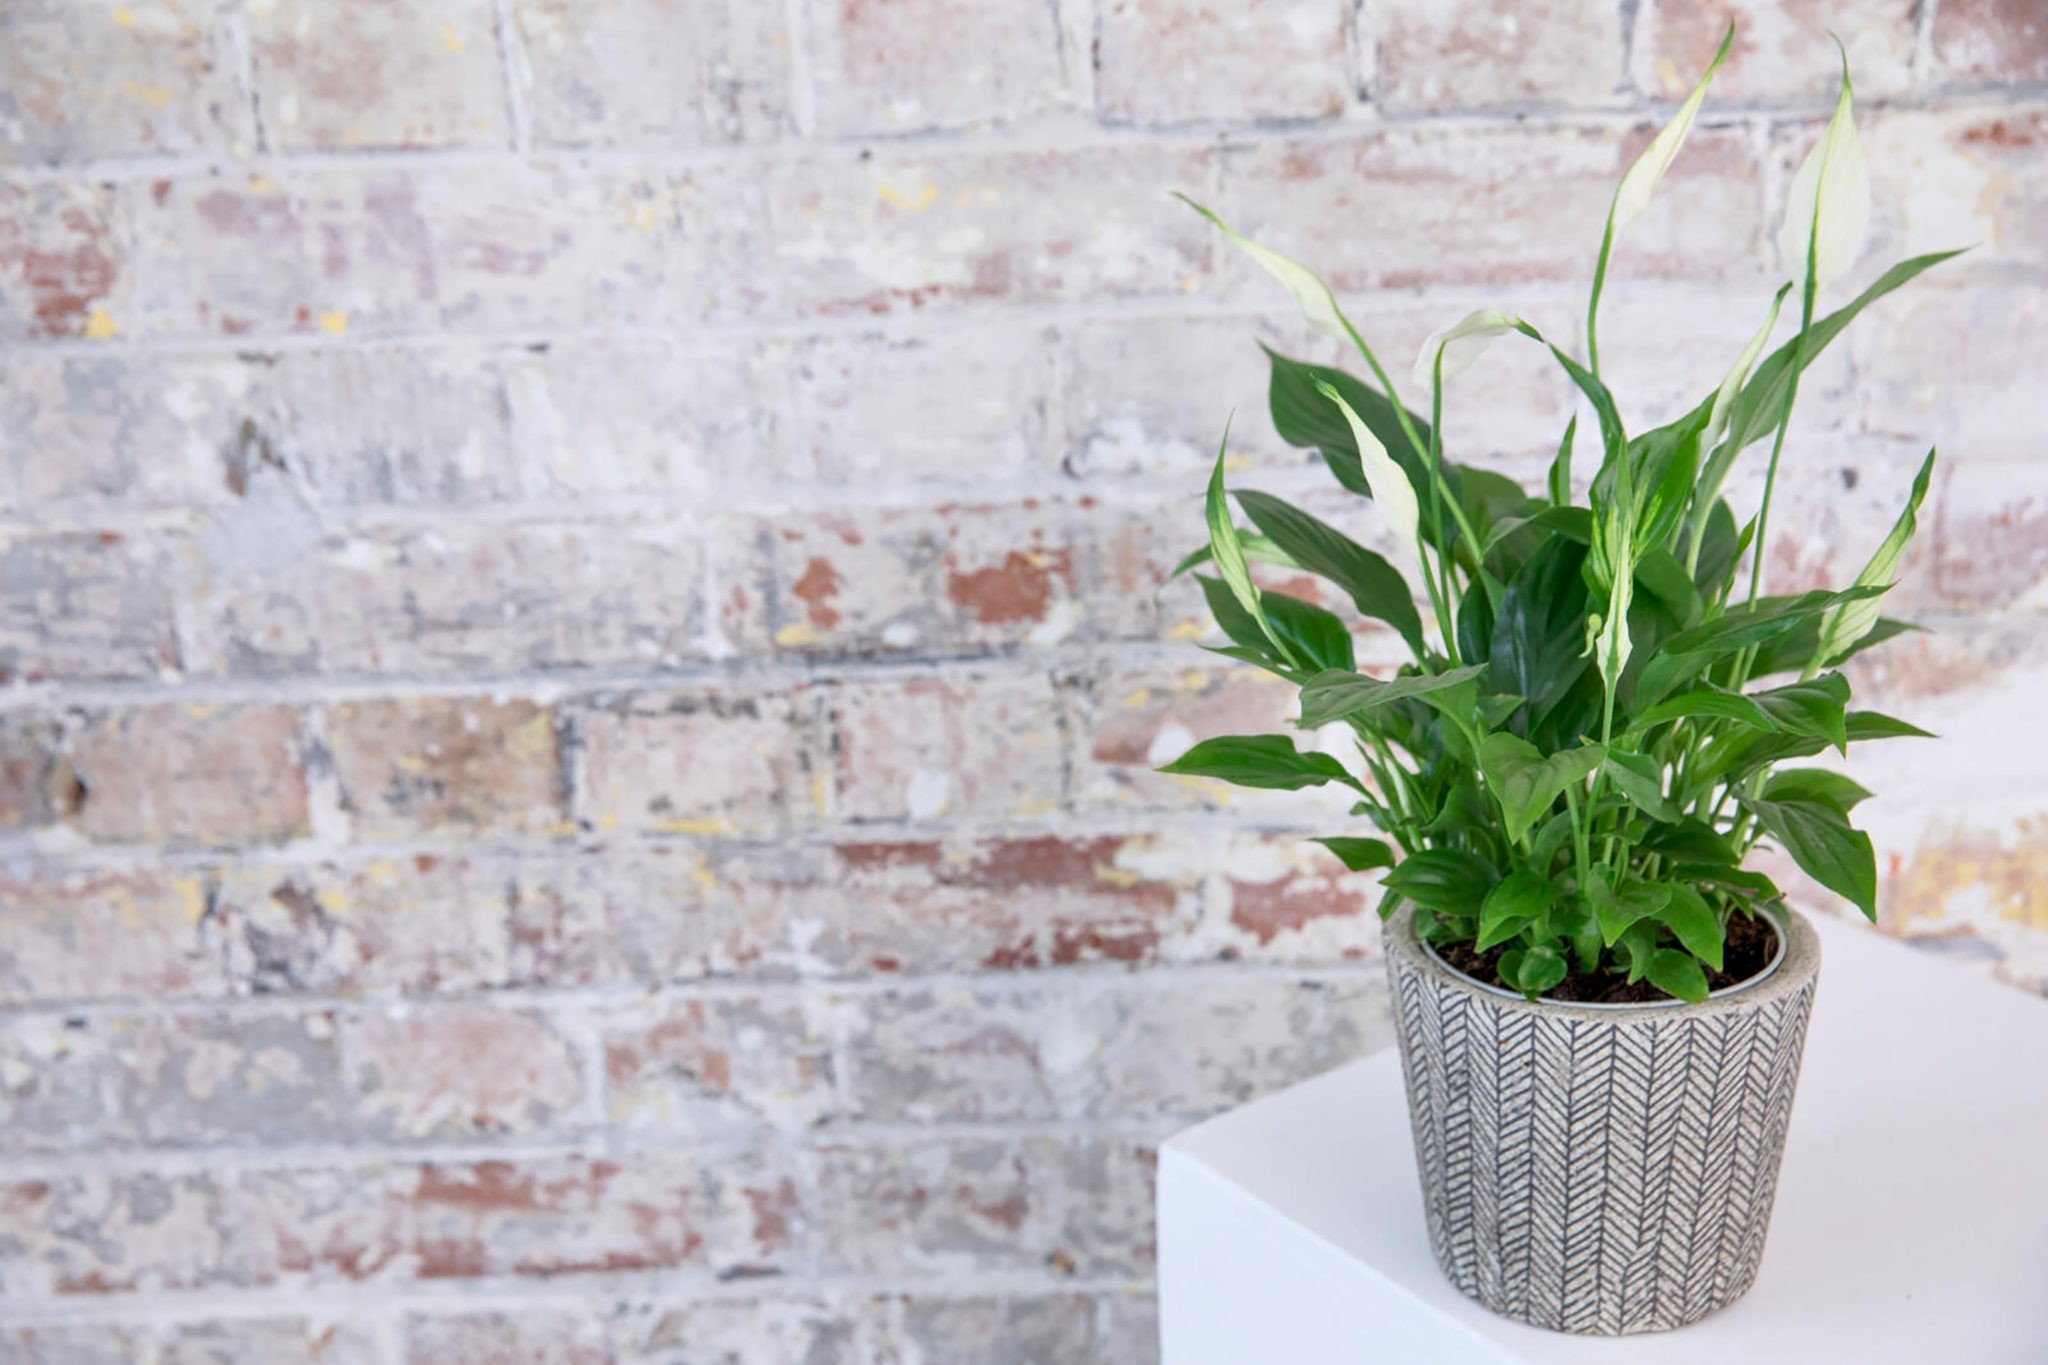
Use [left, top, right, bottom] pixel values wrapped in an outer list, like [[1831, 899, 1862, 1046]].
[[1264, 593, 1356, 673], [1750, 672, 1851, 754], [1478, 734, 1607, 843], [1204, 428, 1287, 661], [1158, 735, 1363, 793], [1264, 347, 1432, 502], [1312, 836, 1397, 872], [1740, 793, 1878, 919], [1317, 381, 1424, 585], [1604, 749, 1682, 822], [1655, 884, 1724, 970], [1812, 448, 1935, 670], [1167, 533, 1301, 581], [1587, 869, 1672, 945], [1476, 868, 1559, 951], [1647, 948, 1710, 1003], [1297, 665, 1487, 728], [1488, 535, 1592, 727], [1511, 944, 1569, 997], [1383, 848, 1499, 913], [1630, 685, 1777, 735], [1764, 768, 1873, 813], [1234, 489, 1425, 655]]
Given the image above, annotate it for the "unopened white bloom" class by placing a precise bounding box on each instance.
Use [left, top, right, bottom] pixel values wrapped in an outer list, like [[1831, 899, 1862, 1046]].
[[1706, 285, 1788, 443], [1412, 308, 1518, 388], [1316, 380, 1422, 581], [1613, 23, 1733, 230], [1175, 193, 1348, 343], [1776, 58, 1871, 292]]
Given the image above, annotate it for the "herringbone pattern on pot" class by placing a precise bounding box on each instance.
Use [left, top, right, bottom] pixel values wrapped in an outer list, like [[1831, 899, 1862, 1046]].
[[1387, 910, 1819, 1336]]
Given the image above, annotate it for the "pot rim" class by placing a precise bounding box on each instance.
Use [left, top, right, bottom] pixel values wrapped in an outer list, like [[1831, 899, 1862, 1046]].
[[1389, 898, 1820, 1021]]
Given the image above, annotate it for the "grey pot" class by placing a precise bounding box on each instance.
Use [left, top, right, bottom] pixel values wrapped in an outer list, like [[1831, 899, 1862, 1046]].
[[1383, 901, 1820, 1335]]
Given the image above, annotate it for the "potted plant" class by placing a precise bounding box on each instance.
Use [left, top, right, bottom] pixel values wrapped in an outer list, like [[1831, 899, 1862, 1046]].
[[1159, 29, 1953, 1336]]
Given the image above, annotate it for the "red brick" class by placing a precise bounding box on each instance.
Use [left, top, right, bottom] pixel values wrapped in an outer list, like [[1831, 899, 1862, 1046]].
[[184, 519, 721, 677], [214, 852, 606, 996], [248, 0, 508, 151], [1096, 0, 1352, 126], [0, 713, 69, 830], [600, 996, 838, 1133], [0, 180, 129, 341], [809, 0, 1073, 136], [782, 325, 1059, 484], [575, 689, 809, 836], [66, 704, 307, 847], [1218, 124, 1762, 295], [1, 0, 248, 163], [405, 1310, 610, 1365], [1637, 0, 1915, 107], [1069, 661, 1302, 813], [1371, 0, 1625, 113], [132, 164, 705, 337], [341, 1007, 584, 1138], [760, 499, 1177, 657], [512, 0, 790, 147], [0, 866, 222, 1006], [1934, 0, 2048, 85], [756, 144, 1215, 318], [813, 1135, 1154, 1277], [238, 1149, 800, 1285], [0, 529, 181, 682], [731, 834, 1198, 976], [327, 697, 565, 840], [823, 671, 1066, 823]]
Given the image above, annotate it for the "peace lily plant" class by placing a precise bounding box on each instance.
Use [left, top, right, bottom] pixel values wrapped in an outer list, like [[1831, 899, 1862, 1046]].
[[1163, 31, 1954, 1006]]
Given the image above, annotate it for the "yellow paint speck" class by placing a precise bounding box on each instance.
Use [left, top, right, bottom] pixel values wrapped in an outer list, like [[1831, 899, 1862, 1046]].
[[1223, 453, 1254, 472], [1168, 618, 1209, 640], [120, 82, 173, 108], [775, 622, 820, 647], [625, 201, 658, 234], [876, 180, 938, 213], [661, 816, 733, 836], [318, 310, 349, 334], [441, 21, 464, 53], [1121, 687, 1154, 709], [112, 6, 136, 26], [810, 771, 829, 816], [690, 854, 717, 889], [83, 306, 121, 340]]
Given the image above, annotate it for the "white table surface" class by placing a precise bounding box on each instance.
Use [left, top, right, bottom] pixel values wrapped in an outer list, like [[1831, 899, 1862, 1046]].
[[1158, 912, 2048, 1364]]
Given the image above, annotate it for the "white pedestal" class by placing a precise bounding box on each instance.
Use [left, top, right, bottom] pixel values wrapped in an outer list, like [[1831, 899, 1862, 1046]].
[[1159, 913, 2048, 1364]]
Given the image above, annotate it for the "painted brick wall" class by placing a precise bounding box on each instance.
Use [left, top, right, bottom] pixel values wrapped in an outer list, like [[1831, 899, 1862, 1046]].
[[2, 1, 2045, 1359]]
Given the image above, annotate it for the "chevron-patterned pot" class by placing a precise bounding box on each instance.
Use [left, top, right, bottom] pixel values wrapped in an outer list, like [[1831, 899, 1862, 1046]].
[[1384, 901, 1820, 1335]]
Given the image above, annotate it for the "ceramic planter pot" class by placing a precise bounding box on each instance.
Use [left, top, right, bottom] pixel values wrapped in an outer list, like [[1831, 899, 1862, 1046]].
[[1383, 901, 1820, 1335]]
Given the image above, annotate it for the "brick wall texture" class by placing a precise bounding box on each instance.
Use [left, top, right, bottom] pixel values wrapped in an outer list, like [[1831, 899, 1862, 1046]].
[[3, 1, 2046, 1360]]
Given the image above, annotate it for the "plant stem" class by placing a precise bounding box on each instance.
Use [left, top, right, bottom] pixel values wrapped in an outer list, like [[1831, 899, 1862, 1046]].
[[1586, 213, 1617, 378]]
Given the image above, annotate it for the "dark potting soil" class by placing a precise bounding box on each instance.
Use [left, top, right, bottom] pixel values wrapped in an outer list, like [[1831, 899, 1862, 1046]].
[[1435, 911, 1781, 1005]]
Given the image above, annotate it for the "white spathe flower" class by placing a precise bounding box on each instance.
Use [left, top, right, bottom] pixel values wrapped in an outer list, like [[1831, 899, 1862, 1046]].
[[1776, 57, 1871, 292], [1412, 308, 1519, 388], [1706, 284, 1789, 443], [1316, 379, 1423, 581], [1175, 192, 1348, 343], [1612, 22, 1733, 231]]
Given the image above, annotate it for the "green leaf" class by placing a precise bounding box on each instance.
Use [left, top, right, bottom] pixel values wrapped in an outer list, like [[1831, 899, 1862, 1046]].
[[1616, 921, 1661, 983], [1740, 794, 1878, 920], [1382, 848, 1499, 913], [1719, 250, 1966, 458], [1312, 836, 1396, 872], [1264, 347, 1433, 503], [1655, 884, 1724, 971], [1748, 615, 1919, 678], [1482, 504, 1591, 556], [1670, 863, 1781, 903], [1647, 949, 1710, 1003], [1234, 489, 1425, 655], [1204, 426, 1287, 661], [1476, 868, 1559, 951], [1587, 870, 1673, 945], [1764, 768, 1873, 813], [1847, 711, 1935, 742], [1167, 533, 1301, 581], [1643, 818, 1737, 866], [1297, 665, 1487, 729], [1630, 685, 1777, 735], [1511, 944, 1568, 997], [1603, 749, 1682, 822], [1263, 592, 1356, 673], [1487, 535, 1592, 728], [1478, 734, 1607, 844], [1751, 672, 1851, 754], [1813, 448, 1936, 669], [1636, 587, 1884, 706], [1158, 735, 1363, 793]]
